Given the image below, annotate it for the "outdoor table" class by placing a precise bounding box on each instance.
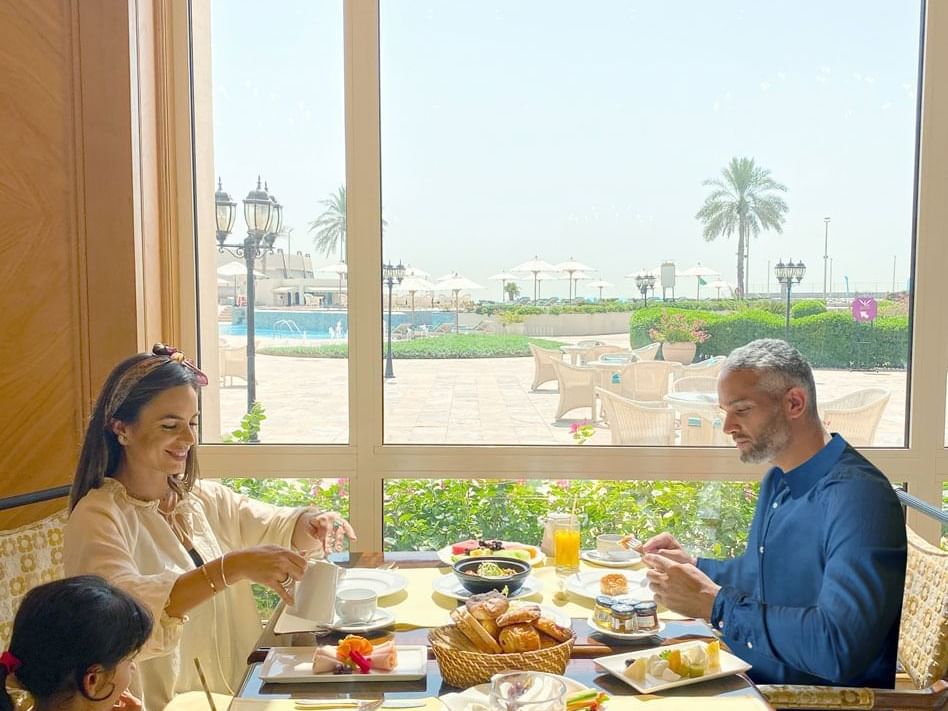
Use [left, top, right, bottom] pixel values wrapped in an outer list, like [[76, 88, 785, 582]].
[[560, 344, 589, 365], [241, 552, 773, 708], [663, 392, 728, 446]]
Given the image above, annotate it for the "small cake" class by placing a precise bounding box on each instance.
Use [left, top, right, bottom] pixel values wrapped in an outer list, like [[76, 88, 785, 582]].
[[600, 573, 629, 596]]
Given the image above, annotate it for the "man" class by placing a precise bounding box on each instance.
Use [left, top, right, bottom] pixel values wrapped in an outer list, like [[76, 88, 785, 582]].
[[644, 339, 906, 687]]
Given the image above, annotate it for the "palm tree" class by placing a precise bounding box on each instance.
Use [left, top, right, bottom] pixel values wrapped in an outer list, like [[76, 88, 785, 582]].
[[695, 157, 789, 297], [504, 282, 521, 302], [309, 186, 347, 262]]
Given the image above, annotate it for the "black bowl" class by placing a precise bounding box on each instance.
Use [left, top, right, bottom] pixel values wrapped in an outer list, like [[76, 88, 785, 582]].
[[452, 556, 531, 596]]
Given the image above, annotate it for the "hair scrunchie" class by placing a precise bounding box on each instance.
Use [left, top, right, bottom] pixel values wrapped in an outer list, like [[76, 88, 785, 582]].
[[0, 651, 21, 675]]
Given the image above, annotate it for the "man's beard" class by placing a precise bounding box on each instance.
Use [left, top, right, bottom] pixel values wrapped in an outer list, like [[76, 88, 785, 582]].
[[739, 410, 791, 464]]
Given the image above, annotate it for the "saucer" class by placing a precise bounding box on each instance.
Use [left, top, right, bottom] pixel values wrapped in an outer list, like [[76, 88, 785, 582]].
[[581, 549, 641, 568], [332, 607, 397, 633]]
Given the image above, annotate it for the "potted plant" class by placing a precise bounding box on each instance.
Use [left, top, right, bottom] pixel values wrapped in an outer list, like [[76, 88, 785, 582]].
[[648, 310, 710, 364]]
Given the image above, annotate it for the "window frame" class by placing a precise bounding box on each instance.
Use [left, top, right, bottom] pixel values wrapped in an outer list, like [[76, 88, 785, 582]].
[[163, 0, 948, 547]]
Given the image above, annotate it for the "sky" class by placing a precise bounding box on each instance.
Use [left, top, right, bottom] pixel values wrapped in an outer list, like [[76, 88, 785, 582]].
[[210, 1, 922, 300]]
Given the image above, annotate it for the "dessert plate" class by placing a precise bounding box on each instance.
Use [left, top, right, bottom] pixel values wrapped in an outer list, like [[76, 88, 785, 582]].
[[564, 569, 652, 602], [580, 549, 641, 568], [594, 641, 750, 693], [260, 646, 427, 683]]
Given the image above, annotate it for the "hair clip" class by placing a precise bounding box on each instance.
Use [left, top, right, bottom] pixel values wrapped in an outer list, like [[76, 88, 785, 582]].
[[152, 343, 209, 386]]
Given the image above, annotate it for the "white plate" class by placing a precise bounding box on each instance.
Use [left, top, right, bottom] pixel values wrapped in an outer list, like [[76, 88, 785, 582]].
[[565, 569, 652, 602], [259, 645, 427, 683], [431, 573, 543, 601], [339, 570, 408, 599], [581, 549, 642, 568], [440, 676, 587, 711], [437, 541, 545, 567], [595, 641, 751, 693], [586, 616, 665, 640], [274, 607, 397, 635]]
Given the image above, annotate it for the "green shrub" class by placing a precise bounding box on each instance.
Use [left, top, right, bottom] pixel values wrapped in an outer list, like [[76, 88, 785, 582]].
[[790, 300, 827, 318], [258, 335, 566, 359], [629, 307, 908, 368]]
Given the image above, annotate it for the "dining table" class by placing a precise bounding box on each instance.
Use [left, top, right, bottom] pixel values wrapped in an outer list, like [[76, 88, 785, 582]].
[[236, 551, 775, 710]]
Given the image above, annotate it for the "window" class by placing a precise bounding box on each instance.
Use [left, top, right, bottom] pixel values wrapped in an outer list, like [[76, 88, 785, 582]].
[[379, 1, 920, 446]]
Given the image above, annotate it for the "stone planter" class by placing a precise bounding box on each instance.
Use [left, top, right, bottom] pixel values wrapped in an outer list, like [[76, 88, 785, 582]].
[[661, 341, 697, 365]]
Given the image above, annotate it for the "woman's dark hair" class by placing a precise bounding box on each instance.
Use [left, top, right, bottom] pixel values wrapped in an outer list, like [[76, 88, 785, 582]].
[[0, 576, 153, 711], [70, 350, 202, 510]]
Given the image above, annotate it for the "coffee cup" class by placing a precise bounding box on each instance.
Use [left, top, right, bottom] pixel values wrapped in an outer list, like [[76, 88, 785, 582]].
[[335, 587, 378, 624], [286, 559, 343, 624], [596, 533, 625, 555]]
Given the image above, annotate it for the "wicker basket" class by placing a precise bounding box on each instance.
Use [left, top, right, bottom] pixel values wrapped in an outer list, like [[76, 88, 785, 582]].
[[428, 624, 575, 688]]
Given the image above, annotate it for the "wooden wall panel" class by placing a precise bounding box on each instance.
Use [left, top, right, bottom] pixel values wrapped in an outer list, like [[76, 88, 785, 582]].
[[0, 2, 85, 526]]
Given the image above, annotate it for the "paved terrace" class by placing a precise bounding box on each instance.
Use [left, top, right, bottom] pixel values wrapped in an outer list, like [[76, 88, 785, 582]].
[[218, 334, 910, 447]]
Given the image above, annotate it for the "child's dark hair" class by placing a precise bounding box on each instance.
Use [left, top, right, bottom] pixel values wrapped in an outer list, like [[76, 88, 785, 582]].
[[0, 576, 153, 711]]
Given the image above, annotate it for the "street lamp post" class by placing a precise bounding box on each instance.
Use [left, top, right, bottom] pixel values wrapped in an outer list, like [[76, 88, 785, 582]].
[[215, 177, 282, 440], [383, 261, 406, 379], [634, 272, 656, 307], [823, 217, 831, 301], [774, 259, 806, 341]]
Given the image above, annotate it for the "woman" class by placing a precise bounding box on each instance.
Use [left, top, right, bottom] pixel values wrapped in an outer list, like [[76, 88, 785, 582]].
[[65, 344, 356, 710], [0, 576, 152, 711]]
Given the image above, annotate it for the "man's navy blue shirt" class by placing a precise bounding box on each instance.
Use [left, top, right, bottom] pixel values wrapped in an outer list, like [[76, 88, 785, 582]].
[[697, 434, 906, 687]]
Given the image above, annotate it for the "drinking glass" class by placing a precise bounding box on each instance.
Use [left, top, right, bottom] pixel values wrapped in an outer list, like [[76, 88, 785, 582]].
[[488, 672, 567, 711], [553, 515, 580, 576]]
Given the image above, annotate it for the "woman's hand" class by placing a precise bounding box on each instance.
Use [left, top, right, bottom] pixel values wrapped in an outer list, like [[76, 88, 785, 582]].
[[112, 690, 143, 711], [228, 544, 307, 605], [292, 509, 357, 556]]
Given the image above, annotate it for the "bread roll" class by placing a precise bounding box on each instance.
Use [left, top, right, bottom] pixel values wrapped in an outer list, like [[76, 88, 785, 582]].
[[464, 590, 509, 620], [496, 604, 540, 627]]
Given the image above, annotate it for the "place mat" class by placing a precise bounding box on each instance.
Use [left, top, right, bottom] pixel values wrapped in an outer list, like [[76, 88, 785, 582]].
[[164, 691, 234, 711], [227, 699, 445, 711], [607, 696, 769, 709]]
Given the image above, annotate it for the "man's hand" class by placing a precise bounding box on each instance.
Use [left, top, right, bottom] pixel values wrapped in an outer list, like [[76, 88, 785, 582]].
[[644, 553, 720, 620], [639, 532, 696, 566]]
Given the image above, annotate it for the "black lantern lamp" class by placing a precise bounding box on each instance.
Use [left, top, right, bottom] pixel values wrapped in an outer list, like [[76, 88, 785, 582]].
[[634, 272, 656, 307], [383, 261, 407, 379], [774, 258, 806, 339], [215, 177, 237, 245]]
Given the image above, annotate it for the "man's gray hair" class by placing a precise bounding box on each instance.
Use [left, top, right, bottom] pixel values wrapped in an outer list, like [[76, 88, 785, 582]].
[[722, 339, 819, 417]]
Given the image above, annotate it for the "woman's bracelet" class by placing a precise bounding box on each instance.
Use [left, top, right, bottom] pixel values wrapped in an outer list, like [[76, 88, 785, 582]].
[[220, 553, 232, 588], [199, 563, 217, 593]]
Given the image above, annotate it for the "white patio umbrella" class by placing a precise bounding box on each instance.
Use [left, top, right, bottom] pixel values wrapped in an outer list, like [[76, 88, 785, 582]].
[[534, 271, 564, 301], [511, 256, 558, 303], [680, 263, 721, 299], [586, 279, 614, 301], [489, 270, 520, 303], [706, 279, 734, 299], [217, 262, 266, 304], [437, 272, 485, 333], [404, 265, 430, 278], [554, 258, 595, 303], [395, 276, 437, 324], [315, 262, 349, 304]]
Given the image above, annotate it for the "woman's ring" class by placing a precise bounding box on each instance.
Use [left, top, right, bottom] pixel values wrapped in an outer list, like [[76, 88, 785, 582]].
[[279, 574, 292, 588]]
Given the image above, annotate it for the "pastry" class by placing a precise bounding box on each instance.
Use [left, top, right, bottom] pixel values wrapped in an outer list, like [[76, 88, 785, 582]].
[[532, 616, 571, 642], [536, 631, 560, 649], [451, 608, 502, 653], [600, 573, 629, 596], [479, 617, 500, 639], [465, 590, 509, 620], [496, 604, 540, 627], [499, 623, 541, 653]]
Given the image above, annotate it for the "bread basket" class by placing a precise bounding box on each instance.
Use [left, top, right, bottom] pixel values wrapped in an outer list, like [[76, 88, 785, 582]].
[[428, 624, 575, 688]]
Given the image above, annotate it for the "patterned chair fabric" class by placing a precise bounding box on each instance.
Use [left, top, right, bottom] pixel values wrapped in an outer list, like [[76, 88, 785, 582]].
[[897, 526, 948, 688], [0, 509, 68, 648]]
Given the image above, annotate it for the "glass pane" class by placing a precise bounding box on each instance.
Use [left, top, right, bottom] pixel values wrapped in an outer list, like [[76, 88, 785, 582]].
[[383, 478, 757, 560], [380, 1, 919, 446], [198, 1, 348, 443], [217, 476, 350, 620]]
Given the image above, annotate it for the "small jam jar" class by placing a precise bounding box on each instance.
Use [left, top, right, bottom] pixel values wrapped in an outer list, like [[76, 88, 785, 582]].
[[634, 601, 659, 631], [610, 603, 636, 633], [593, 595, 615, 627]]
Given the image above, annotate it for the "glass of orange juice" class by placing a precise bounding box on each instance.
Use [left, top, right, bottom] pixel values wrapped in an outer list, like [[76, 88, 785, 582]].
[[553, 515, 580, 576]]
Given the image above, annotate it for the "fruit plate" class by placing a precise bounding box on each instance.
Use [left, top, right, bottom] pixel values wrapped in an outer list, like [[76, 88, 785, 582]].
[[437, 540, 544, 567], [585, 616, 665, 641], [259, 646, 427, 683], [431, 573, 542, 601], [580, 549, 642, 568], [565, 569, 652, 602], [440, 675, 588, 711], [594, 641, 751, 693]]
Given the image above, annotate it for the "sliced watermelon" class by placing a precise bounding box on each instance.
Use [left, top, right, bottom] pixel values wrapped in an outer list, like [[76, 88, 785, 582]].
[[451, 539, 480, 555]]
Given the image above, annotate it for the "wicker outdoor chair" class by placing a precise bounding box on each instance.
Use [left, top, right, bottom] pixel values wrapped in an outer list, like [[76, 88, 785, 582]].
[[596, 388, 675, 445], [625, 360, 680, 401], [529, 343, 563, 391], [670, 375, 719, 394], [631, 342, 661, 361], [551, 359, 596, 420], [676, 354, 726, 380], [818, 388, 891, 446]]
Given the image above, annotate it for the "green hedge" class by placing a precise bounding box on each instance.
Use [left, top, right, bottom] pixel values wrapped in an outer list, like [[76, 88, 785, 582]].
[[476, 302, 637, 317], [630, 307, 909, 368], [258, 334, 566, 359], [790, 300, 827, 318]]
